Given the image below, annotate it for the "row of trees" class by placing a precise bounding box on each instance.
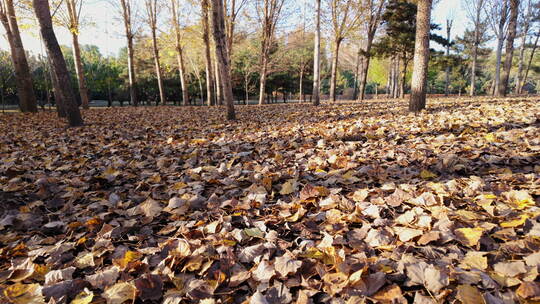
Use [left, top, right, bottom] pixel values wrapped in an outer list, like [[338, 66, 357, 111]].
[[1, 0, 539, 126]]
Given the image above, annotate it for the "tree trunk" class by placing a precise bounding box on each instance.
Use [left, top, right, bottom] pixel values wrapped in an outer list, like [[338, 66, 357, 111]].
[[358, 39, 374, 101], [214, 59, 223, 105], [299, 69, 304, 102], [150, 29, 166, 105], [0, 0, 38, 113], [409, 0, 432, 113], [522, 30, 540, 93], [470, 39, 479, 96], [202, 0, 215, 106], [176, 49, 189, 106], [33, 0, 83, 126], [493, 1, 508, 96], [515, 34, 527, 94], [258, 55, 268, 105], [245, 75, 249, 103], [499, 0, 518, 96], [329, 38, 342, 102], [444, 20, 452, 96], [312, 0, 321, 106], [211, 0, 235, 120], [120, 0, 138, 106], [171, 0, 189, 106], [400, 57, 408, 99], [71, 32, 90, 109]]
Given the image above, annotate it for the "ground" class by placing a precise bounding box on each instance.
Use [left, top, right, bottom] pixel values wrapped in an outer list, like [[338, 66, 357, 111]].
[[0, 97, 539, 304]]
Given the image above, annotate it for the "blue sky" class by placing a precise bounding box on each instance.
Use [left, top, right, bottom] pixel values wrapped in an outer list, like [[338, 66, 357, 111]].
[[1, 0, 467, 58]]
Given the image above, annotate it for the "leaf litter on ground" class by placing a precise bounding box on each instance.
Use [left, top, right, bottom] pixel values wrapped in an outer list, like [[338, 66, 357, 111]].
[[0, 96, 539, 303]]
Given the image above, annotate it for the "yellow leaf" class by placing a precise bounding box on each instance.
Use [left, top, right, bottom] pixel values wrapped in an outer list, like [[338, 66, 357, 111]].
[[113, 250, 142, 269], [4, 283, 44, 304], [172, 182, 187, 190], [485, 133, 496, 142], [460, 252, 488, 270], [191, 138, 208, 145], [280, 179, 297, 195], [420, 169, 438, 180], [455, 227, 484, 247], [504, 190, 535, 210], [500, 214, 529, 228], [456, 285, 486, 304], [71, 289, 93, 304], [348, 269, 364, 285]]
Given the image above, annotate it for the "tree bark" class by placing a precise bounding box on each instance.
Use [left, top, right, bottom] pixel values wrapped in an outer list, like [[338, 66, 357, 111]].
[[299, 69, 304, 102], [493, 0, 508, 96], [70, 32, 90, 109], [0, 0, 38, 113], [499, 0, 518, 96], [67, 0, 90, 109], [329, 38, 342, 102], [522, 29, 540, 93], [215, 59, 223, 105], [258, 55, 268, 105], [357, 0, 384, 101], [400, 57, 408, 99], [444, 19, 452, 96], [171, 0, 189, 106], [120, 0, 138, 106], [146, 0, 166, 106], [469, 0, 484, 96], [33, 0, 83, 126], [515, 34, 528, 94], [357, 43, 372, 101], [409, 0, 432, 112], [312, 0, 321, 105], [211, 0, 235, 120], [202, 0, 215, 106]]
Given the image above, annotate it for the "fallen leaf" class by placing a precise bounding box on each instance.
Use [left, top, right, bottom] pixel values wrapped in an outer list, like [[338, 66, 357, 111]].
[[455, 227, 484, 247], [456, 285, 486, 304], [103, 282, 136, 304]]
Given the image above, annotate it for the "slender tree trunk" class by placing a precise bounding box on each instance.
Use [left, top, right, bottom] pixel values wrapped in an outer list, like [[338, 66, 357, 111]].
[[150, 29, 165, 105], [299, 69, 304, 102], [358, 38, 373, 101], [329, 38, 342, 102], [445, 20, 452, 96], [171, 0, 189, 106], [494, 36, 504, 95], [211, 0, 235, 120], [312, 0, 321, 106], [515, 34, 527, 94], [469, 1, 482, 97], [33, 0, 83, 126], [358, 51, 371, 101], [522, 30, 540, 93], [493, 1, 508, 96], [71, 32, 90, 109], [176, 50, 189, 106], [392, 57, 400, 98], [0, 0, 38, 113], [400, 57, 408, 99], [120, 0, 138, 106], [470, 42, 478, 96], [214, 59, 223, 105], [409, 0, 432, 112], [245, 75, 249, 103], [258, 56, 268, 105], [499, 0, 518, 96], [353, 50, 361, 100], [202, 0, 215, 106]]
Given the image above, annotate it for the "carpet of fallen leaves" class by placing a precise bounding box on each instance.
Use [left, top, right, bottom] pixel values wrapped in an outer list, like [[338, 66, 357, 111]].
[[0, 97, 539, 304]]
